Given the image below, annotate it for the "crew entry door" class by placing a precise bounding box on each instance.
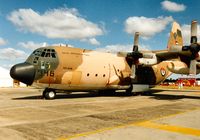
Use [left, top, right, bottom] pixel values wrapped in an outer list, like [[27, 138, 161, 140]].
[[40, 61, 54, 86]]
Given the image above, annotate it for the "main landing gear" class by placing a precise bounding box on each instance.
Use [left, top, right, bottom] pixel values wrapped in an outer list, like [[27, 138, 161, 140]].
[[125, 85, 133, 96], [42, 88, 56, 100]]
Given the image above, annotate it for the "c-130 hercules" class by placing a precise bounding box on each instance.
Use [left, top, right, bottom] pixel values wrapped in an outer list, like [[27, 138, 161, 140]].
[[10, 20, 200, 99]]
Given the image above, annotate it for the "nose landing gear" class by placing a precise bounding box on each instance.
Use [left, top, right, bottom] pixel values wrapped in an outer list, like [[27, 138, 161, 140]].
[[43, 88, 56, 100]]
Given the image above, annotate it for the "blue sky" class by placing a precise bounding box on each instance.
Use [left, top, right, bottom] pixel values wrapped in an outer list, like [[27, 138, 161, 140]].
[[0, 0, 200, 72]]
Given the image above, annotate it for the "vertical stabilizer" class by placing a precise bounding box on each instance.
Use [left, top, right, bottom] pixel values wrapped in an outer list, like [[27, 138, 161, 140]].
[[167, 22, 183, 51]]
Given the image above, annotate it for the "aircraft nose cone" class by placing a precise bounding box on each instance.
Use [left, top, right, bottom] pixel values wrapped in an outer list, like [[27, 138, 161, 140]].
[[10, 63, 36, 85]]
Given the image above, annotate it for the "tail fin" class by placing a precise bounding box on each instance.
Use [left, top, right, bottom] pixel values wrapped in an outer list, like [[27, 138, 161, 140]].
[[167, 22, 183, 51]]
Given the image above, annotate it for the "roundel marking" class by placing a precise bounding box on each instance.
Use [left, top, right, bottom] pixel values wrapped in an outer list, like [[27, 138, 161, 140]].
[[160, 68, 166, 76]]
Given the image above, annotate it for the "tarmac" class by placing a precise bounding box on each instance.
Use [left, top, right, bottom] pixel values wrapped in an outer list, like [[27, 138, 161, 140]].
[[0, 87, 200, 140]]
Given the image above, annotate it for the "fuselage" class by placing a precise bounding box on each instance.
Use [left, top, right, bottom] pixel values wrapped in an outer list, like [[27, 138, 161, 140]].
[[10, 46, 172, 91], [30, 46, 131, 90]]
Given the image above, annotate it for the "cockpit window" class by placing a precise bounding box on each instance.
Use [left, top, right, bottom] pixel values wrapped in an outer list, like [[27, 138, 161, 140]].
[[33, 50, 42, 56], [41, 49, 57, 58], [41, 52, 45, 57], [33, 57, 39, 64], [32, 49, 57, 58]]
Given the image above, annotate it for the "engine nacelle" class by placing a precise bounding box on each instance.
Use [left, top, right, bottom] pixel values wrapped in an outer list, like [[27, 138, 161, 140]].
[[168, 45, 183, 52], [167, 61, 190, 74], [139, 53, 157, 66]]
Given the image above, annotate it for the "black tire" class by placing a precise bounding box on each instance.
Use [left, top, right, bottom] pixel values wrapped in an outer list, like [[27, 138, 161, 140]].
[[98, 90, 115, 96], [125, 85, 133, 96], [141, 91, 152, 96], [43, 89, 56, 100]]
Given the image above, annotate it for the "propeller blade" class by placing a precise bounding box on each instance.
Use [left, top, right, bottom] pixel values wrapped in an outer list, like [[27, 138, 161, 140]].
[[133, 32, 139, 52], [129, 32, 141, 79], [191, 20, 198, 44], [189, 60, 197, 75], [130, 65, 136, 79], [126, 32, 142, 61]]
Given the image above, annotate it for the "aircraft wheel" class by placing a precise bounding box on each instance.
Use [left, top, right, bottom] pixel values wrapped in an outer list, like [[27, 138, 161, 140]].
[[98, 90, 106, 96], [98, 90, 115, 96], [141, 91, 152, 96], [43, 89, 56, 100], [125, 85, 133, 96]]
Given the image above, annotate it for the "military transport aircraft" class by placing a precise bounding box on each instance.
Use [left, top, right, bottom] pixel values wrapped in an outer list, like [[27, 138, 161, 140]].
[[10, 20, 200, 99]]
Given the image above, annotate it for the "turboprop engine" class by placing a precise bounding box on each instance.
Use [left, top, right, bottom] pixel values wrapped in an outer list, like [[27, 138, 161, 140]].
[[167, 61, 200, 75], [138, 53, 157, 66]]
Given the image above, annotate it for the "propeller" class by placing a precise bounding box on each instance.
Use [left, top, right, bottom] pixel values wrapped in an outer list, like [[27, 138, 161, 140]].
[[127, 32, 143, 60], [133, 32, 139, 52], [127, 32, 143, 78], [182, 20, 200, 75]]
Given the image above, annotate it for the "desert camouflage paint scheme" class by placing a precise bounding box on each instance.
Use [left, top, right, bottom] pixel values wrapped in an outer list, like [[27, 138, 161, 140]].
[[25, 46, 171, 91], [30, 46, 130, 90]]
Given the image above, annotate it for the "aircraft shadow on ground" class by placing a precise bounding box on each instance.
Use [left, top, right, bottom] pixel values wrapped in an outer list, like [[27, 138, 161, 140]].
[[12, 93, 141, 100], [12, 92, 99, 100], [12, 91, 144, 100], [12, 89, 200, 100], [145, 89, 200, 100]]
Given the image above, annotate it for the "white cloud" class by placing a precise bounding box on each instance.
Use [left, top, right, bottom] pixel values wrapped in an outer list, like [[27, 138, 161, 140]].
[[113, 19, 118, 24], [18, 41, 48, 50], [1, 64, 14, 70], [81, 38, 100, 45], [88, 38, 100, 45], [18, 41, 77, 50], [0, 66, 9, 76], [0, 66, 13, 87], [181, 24, 200, 45], [7, 8, 104, 40], [161, 0, 186, 12], [96, 44, 132, 53], [125, 16, 173, 39], [0, 48, 27, 60], [96, 44, 150, 53], [0, 37, 7, 46]]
